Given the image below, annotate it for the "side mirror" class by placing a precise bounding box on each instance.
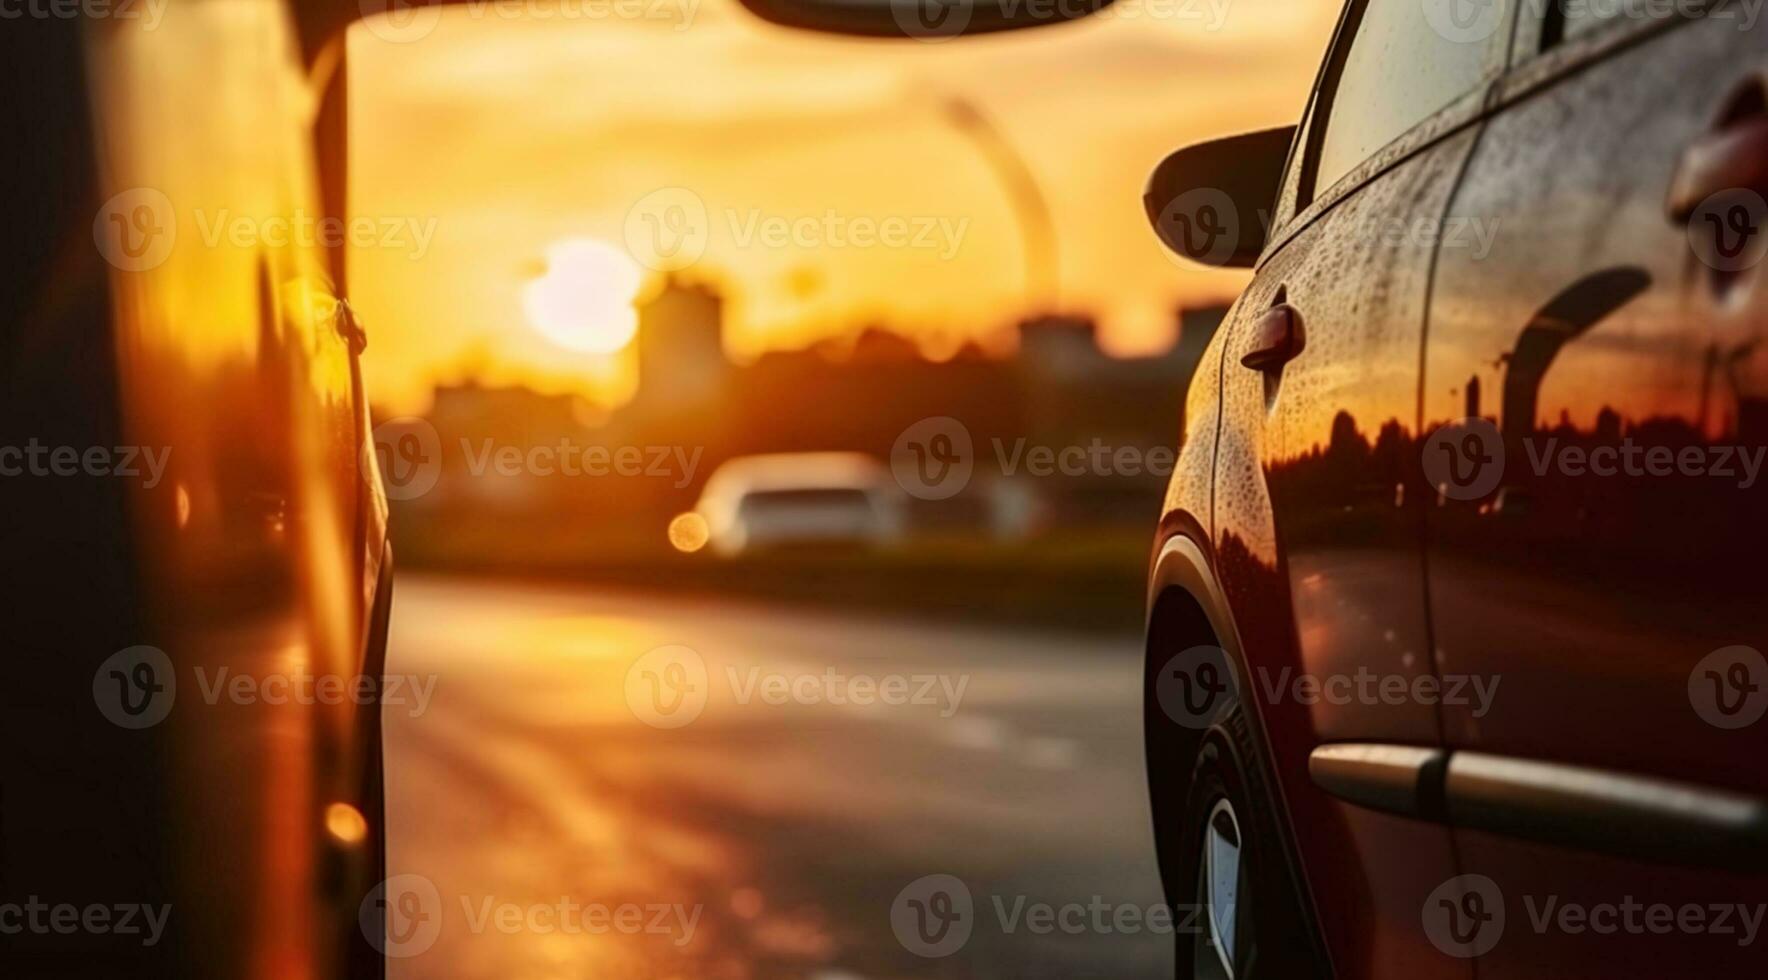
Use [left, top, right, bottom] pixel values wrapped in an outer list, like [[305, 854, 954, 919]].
[[1144, 126, 1296, 269], [328, 0, 1114, 50], [734, 0, 1113, 39]]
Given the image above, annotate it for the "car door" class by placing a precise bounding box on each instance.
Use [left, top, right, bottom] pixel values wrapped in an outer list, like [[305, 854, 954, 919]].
[[72, 2, 370, 974], [1210, 0, 1513, 974], [1421, 3, 1768, 975]]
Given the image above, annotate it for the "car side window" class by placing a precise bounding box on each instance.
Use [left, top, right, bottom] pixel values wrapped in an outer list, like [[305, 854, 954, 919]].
[[1310, 0, 1506, 200], [1540, 0, 1639, 49]]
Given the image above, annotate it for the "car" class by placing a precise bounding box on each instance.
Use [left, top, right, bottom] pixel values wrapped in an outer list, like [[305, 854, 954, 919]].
[[1138, 2, 1768, 977], [0, 1, 1079, 973], [2, 4, 390, 976], [741, 0, 1767, 972], [695, 452, 908, 555]]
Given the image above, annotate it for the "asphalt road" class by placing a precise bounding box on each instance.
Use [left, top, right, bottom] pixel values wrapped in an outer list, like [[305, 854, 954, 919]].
[[383, 573, 1170, 979]]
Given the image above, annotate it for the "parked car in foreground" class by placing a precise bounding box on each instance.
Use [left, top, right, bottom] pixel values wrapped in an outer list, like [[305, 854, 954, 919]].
[[1139, 1, 1768, 977], [554, 0, 1768, 967], [3, 5, 390, 976]]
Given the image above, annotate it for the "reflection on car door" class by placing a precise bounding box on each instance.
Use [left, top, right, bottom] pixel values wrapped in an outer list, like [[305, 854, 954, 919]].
[[1422, 6, 1768, 976], [1211, 0, 1511, 974], [70, 2, 367, 974]]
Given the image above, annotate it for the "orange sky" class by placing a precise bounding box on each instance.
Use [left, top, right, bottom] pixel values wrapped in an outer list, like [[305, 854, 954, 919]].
[[347, 0, 1336, 412]]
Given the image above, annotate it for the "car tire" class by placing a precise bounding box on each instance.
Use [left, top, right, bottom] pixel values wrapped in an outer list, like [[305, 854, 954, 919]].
[[1173, 707, 1326, 980]]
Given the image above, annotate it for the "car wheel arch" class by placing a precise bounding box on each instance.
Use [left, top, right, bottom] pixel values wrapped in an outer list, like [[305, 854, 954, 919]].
[[1146, 531, 1244, 903], [1146, 532, 1332, 975]]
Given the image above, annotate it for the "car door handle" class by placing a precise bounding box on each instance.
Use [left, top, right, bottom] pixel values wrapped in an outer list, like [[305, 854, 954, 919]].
[[1665, 116, 1768, 223], [1240, 303, 1305, 371], [1311, 743, 1768, 871]]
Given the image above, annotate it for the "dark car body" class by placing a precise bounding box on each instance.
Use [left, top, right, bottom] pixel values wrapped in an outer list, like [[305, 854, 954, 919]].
[[2, 3, 390, 976], [1147, 0, 1767, 976]]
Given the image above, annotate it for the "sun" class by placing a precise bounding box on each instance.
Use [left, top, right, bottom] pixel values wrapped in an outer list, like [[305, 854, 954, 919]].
[[523, 238, 643, 354]]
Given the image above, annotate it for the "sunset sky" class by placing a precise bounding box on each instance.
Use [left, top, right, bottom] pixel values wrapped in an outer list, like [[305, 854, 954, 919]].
[[347, 0, 1336, 412]]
